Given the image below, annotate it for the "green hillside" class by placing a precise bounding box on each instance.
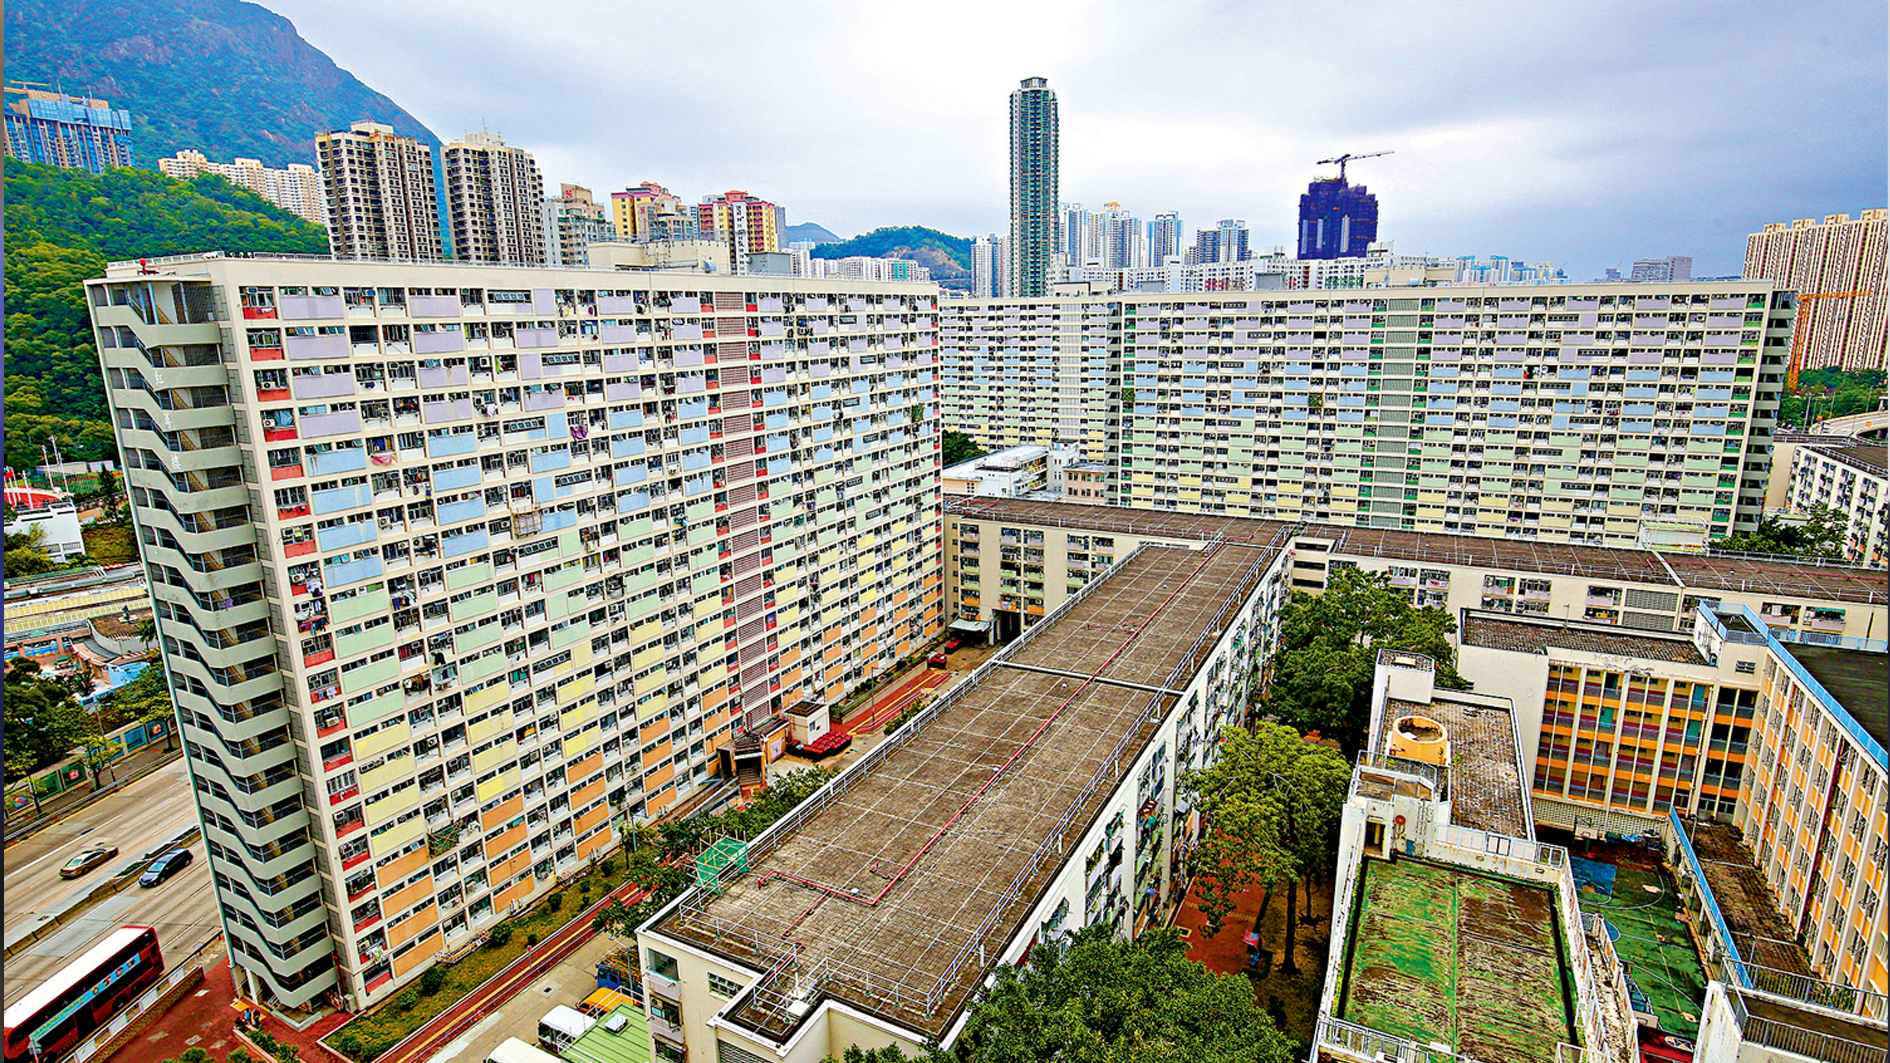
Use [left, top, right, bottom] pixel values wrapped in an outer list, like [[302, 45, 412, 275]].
[[812, 226, 973, 270], [4, 161, 329, 469], [3, 0, 439, 169]]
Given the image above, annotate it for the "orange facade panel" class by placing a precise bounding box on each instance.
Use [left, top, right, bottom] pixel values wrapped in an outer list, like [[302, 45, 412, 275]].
[[575, 802, 611, 836], [383, 877, 436, 920], [571, 776, 608, 810], [386, 903, 439, 951], [390, 930, 443, 978], [575, 827, 613, 862], [483, 822, 528, 861], [480, 794, 523, 832], [564, 751, 604, 786], [376, 847, 431, 891], [493, 873, 536, 912]]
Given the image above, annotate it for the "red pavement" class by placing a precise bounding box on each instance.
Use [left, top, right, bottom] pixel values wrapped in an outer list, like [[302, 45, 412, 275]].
[[833, 670, 950, 738], [101, 877, 653, 1063], [99, 954, 237, 1063]]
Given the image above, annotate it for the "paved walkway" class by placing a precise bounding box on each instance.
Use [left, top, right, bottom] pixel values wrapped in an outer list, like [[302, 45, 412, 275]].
[[98, 948, 235, 1063], [372, 878, 656, 1063]]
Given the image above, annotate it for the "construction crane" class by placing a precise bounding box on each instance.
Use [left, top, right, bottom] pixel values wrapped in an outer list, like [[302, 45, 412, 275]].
[[1314, 150, 1393, 183], [1786, 290, 1872, 390]]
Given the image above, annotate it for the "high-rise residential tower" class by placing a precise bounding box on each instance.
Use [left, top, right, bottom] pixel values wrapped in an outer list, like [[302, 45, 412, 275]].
[[1148, 212, 1183, 264], [1629, 256, 1693, 283], [90, 254, 943, 1012], [970, 234, 1006, 298], [1745, 211, 1888, 372], [1188, 219, 1250, 265], [941, 281, 1796, 544], [1297, 178, 1377, 259], [1008, 77, 1059, 297], [316, 121, 444, 262], [696, 190, 782, 262], [541, 184, 614, 268], [609, 182, 694, 243], [443, 132, 546, 266], [159, 151, 330, 227], [3, 84, 134, 172]]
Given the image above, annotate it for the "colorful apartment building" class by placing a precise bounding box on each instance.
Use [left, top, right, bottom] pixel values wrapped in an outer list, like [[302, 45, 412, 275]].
[[90, 255, 942, 1012], [940, 282, 1798, 546], [696, 190, 782, 258], [1733, 610, 1886, 995]]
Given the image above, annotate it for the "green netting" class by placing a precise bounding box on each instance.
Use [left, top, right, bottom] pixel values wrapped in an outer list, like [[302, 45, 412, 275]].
[[695, 836, 750, 890], [1339, 857, 1573, 1063], [1586, 863, 1709, 1037]]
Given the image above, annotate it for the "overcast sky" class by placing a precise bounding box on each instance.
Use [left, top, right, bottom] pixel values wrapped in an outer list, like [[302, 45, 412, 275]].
[[263, 0, 1885, 280]]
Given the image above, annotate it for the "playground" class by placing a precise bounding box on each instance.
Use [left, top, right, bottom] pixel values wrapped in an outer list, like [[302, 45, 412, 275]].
[[1565, 841, 1709, 1038]]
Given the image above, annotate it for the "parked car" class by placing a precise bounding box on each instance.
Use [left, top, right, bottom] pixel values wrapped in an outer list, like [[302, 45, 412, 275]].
[[59, 845, 120, 879], [139, 848, 192, 887], [927, 652, 949, 669]]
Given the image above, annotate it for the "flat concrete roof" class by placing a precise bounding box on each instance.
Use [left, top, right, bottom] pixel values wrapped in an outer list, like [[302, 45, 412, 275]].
[[1337, 856, 1577, 1063], [1380, 697, 1531, 839], [1781, 642, 1888, 752], [654, 543, 1270, 1039], [946, 498, 1887, 605], [1461, 613, 1708, 666]]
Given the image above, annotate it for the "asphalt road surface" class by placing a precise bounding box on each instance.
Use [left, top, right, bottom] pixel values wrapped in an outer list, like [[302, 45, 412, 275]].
[[3, 758, 222, 1009]]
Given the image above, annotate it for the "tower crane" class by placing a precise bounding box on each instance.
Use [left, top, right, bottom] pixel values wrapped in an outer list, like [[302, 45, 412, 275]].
[[1315, 150, 1393, 183], [1786, 290, 1872, 390]]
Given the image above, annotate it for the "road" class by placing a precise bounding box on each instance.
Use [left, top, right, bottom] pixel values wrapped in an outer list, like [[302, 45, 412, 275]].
[[3, 758, 222, 1008]]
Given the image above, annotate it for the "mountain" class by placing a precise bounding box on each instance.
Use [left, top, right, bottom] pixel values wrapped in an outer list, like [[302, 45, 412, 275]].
[[811, 226, 974, 291], [3, 0, 440, 169], [4, 161, 329, 469], [783, 222, 844, 245]]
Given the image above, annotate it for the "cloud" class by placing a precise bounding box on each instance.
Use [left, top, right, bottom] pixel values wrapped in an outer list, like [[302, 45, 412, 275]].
[[261, 0, 1885, 279]]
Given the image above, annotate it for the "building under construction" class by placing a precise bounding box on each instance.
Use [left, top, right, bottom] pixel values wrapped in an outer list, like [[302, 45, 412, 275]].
[[635, 535, 1287, 1059]]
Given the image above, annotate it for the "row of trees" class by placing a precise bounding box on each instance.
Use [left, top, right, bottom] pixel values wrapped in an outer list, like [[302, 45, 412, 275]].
[[590, 767, 837, 939], [818, 925, 1298, 1063], [4, 654, 174, 792], [1779, 368, 1886, 428]]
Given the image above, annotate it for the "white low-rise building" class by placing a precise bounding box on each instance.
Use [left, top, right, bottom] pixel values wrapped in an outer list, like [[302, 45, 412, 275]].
[[636, 538, 1285, 1060], [5, 502, 86, 562], [1786, 438, 1887, 565], [940, 444, 1081, 498]]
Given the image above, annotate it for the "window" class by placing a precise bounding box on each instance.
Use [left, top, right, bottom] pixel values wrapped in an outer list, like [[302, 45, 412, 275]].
[[646, 949, 679, 981], [1734, 661, 1756, 674], [706, 971, 742, 997]]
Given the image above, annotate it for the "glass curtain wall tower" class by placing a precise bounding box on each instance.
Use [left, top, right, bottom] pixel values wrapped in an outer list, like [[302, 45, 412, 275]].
[[1008, 77, 1059, 297]]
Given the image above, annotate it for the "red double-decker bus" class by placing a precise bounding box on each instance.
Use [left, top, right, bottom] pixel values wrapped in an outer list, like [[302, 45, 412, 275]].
[[2, 926, 164, 1061]]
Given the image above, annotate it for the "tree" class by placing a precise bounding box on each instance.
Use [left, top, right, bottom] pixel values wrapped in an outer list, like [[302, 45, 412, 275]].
[[1182, 723, 1349, 972], [3, 659, 95, 779], [1261, 567, 1467, 753], [1716, 506, 1849, 560], [942, 432, 987, 468], [822, 1048, 913, 1063], [949, 924, 1296, 1063], [4, 524, 56, 577]]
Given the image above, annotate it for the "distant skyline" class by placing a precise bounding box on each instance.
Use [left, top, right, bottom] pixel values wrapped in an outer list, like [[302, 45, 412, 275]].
[[256, 0, 1886, 281]]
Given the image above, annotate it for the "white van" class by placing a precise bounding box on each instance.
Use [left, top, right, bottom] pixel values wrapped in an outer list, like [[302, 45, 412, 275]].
[[486, 1038, 561, 1063], [537, 1004, 596, 1051]]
